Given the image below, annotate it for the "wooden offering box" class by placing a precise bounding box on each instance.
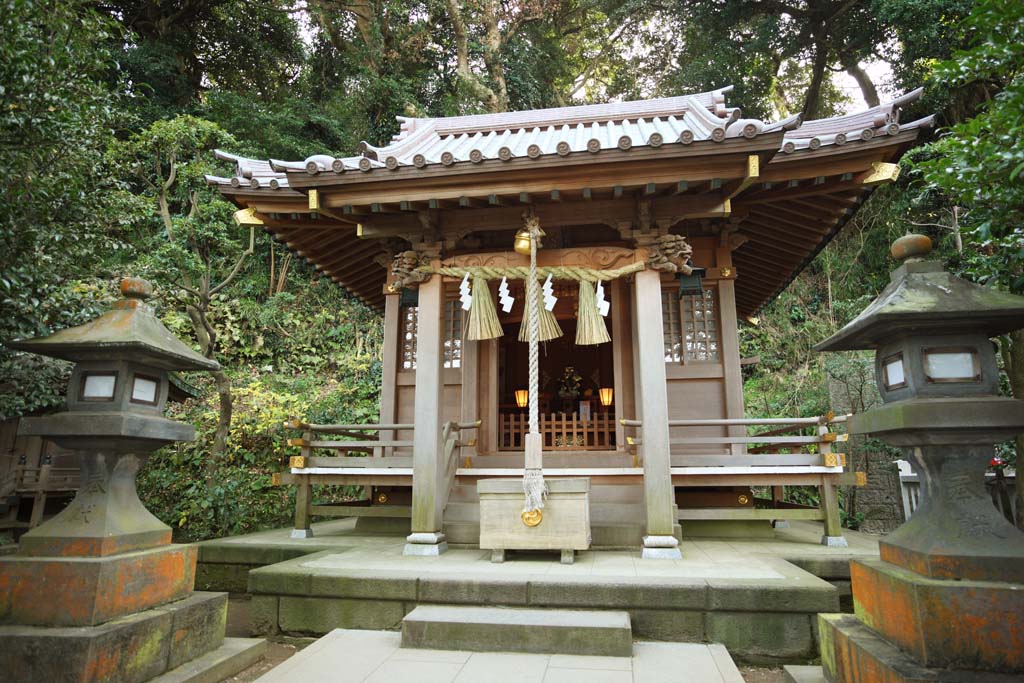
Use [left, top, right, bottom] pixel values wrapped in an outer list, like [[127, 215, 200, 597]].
[[478, 477, 591, 564]]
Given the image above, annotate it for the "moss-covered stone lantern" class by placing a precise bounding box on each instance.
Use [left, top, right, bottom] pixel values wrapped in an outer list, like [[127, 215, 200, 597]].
[[0, 278, 259, 683], [5, 277, 220, 557], [816, 234, 1024, 583]]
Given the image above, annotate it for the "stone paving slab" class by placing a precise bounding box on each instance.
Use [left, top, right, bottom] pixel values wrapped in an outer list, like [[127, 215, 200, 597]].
[[253, 629, 746, 683]]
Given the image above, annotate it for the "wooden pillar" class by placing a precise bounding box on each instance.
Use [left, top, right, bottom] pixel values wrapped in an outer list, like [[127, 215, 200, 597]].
[[404, 273, 448, 555], [379, 292, 400, 458], [610, 279, 627, 451], [633, 269, 682, 559], [460, 335, 478, 462], [717, 276, 745, 455]]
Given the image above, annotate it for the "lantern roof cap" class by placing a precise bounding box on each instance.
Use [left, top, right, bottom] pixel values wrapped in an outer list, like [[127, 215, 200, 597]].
[[816, 236, 1024, 351], [6, 278, 221, 371]]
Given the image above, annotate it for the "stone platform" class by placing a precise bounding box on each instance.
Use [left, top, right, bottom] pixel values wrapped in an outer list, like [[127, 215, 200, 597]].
[[196, 519, 881, 664], [253, 629, 746, 683]]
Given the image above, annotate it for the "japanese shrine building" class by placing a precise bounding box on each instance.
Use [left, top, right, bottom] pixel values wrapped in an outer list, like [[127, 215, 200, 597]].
[[207, 86, 932, 555]]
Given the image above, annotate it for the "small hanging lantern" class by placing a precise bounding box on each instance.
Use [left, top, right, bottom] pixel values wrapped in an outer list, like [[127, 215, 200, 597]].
[[514, 389, 529, 408], [678, 262, 707, 298], [599, 387, 614, 407], [399, 287, 419, 307]]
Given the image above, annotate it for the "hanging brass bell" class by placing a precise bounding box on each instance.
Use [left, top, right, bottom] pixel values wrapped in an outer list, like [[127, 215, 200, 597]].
[[513, 228, 532, 255]]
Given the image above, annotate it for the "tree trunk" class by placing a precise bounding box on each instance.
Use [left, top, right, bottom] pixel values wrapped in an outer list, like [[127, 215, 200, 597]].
[[842, 56, 880, 108], [481, 0, 508, 112], [445, 0, 501, 111], [186, 304, 230, 459], [801, 40, 831, 120], [211, 369, 233, 459]]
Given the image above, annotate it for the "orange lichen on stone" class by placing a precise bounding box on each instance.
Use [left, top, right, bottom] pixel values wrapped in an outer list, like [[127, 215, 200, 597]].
[[852, 559, 1024, 672], [0, 544, 196, 627]]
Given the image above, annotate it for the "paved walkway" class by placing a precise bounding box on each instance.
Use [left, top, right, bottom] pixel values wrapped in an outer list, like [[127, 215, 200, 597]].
[[253, 630, 746, 683]]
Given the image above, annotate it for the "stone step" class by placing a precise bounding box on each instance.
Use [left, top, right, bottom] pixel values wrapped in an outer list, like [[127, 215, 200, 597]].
[[150, 637, 267, 683], [401, 605, 633, 657], [782, 665, 828, 683]]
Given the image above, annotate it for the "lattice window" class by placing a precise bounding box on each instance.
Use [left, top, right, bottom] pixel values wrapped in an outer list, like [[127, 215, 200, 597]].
[[662, 287, 720, 363], [662, 289, 683, 362], [682, 288, 720, 362], [400, 306, 418, 370], [398, 299, 463, 370], [443, 299, 463, 369]]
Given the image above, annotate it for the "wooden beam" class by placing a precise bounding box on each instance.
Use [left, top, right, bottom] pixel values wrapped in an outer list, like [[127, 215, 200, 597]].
[[357, 194, 731, 238]]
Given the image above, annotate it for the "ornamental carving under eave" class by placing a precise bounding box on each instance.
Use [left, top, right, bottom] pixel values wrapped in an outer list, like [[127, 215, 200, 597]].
[[646, 234, 694, 273], [389, 251, 430, 290]]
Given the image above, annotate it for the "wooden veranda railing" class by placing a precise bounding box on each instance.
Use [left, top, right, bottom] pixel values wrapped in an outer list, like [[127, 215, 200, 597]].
[[498, 412, 616, 451], [275, 418, 480, 535], [619, 413, 865, 541]]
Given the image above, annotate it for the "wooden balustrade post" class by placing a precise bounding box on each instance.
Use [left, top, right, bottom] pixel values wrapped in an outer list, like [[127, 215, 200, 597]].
[[633, 269, 682, 559], [818, 421, 848, 547], [405, 272, 448, 556], [291, 430, 314, 538]]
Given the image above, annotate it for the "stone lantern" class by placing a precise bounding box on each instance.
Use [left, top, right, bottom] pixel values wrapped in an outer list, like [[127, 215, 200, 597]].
[[0, 278, 263, 683], [799, 235, 1024, 682], [6, 277, 220, 558]]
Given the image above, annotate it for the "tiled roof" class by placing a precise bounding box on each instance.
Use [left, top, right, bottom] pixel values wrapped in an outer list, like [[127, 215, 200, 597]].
[[205, 88, 931, 190], [779, 88, 933, 153]]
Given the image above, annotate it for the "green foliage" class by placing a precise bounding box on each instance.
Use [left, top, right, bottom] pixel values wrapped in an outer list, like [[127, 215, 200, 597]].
[[915, 0, 1024, 294], [0, 0, 125, 417]]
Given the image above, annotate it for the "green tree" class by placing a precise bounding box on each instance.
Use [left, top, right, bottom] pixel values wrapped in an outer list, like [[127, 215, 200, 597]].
[[0, 0, 124, 417], [112, 115, 253, 457]]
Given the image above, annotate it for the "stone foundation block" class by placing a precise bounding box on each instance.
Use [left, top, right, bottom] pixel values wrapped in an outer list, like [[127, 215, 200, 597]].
[[631, 609, 704, 642], [0, 591, 227, 683], [248, 595, 279, 636], [706, 611, 815, 663], [194, 562, 252, 594], [310, 570, 417, 601], [851, 559, 1024, 672], [0, 544, 197, 626], [528, 577, 706, 610], [278, 596, 405, 634], [418, 576, 528, 605]]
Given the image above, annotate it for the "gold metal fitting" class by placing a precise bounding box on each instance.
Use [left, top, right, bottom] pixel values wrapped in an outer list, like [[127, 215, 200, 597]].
[[289, 455, 307, 468], [513, 228, 532, 255], [521, 509, 543, 527], [721, 267, 732, 277], [376, 492, 389, 504], [855, 471, 868, 486], [737, 494, 750, 505], [823, 453, 839, 468]]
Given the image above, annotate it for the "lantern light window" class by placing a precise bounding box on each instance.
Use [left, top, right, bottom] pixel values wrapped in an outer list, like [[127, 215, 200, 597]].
[[130, 375, 159, 405], [81, 373, 117, 401], [882, 353, 907, 390], [924, 347, 980, 383]]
